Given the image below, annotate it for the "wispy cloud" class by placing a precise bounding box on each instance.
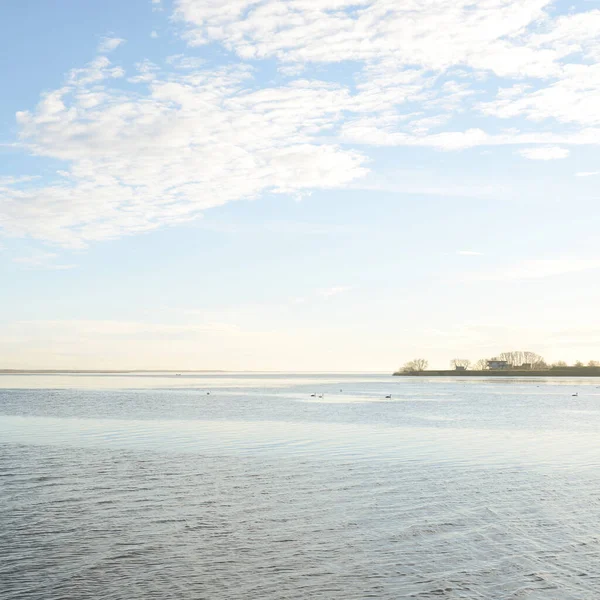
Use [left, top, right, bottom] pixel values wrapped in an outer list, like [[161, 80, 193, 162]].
[[7, 61, 366, 247], [198, 220, 354, 235], [468, 259, 600, 282], [3, 0, 600, 247], [0, 175, 39, 188], [177, 0, 600, 129], [13, 251, 76, 270], [318, 286, 354, 299], [97, 36, 124, 54], [457, 250, 483, 256], [517, 146, 570, 161], [575, 171, 600, 177]]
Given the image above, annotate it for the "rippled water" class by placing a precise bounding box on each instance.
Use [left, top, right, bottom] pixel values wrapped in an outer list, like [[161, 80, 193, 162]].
[[2, 373, 600, 598]]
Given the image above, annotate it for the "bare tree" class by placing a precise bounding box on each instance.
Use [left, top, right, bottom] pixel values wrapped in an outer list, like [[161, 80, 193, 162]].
[[552, 361, 568, 368], [450, 359, 471, 370], [473, 358, 488, 371], [588, 360, 600, 367], [523, 351, 545, 368], [414, 358, 428, 371], [401, 358, 428, 373], [498, 350, 545, 369], [498, 351, 523, 367], [574, 360, 584, 368]]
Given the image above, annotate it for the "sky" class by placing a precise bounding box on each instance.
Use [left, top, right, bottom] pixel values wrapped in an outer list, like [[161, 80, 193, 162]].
[[1, 0, 599, 371]]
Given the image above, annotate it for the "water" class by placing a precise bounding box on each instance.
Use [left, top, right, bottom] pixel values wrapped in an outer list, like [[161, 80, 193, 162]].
[[2, 373, 600, 599]]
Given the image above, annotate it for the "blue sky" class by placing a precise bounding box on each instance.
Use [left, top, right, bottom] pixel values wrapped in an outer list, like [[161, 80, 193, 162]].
[[1, 0, 599, 370]]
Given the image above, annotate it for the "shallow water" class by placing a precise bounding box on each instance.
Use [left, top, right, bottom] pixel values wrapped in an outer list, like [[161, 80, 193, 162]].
[[2, 373, 600, 599]]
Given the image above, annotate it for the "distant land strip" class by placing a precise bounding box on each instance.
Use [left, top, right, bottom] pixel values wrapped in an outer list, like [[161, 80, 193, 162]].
[[0, 370, 227, 374], [394, 368, 600, 377]]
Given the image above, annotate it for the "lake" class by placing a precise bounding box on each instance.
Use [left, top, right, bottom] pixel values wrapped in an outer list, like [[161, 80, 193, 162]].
[[2, 373, 600, 599]]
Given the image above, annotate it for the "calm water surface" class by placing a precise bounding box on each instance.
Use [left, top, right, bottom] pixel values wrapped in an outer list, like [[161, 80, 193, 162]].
[[2, 373, 600, 599]]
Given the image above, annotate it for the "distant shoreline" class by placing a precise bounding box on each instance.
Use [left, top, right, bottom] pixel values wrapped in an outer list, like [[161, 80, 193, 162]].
[[394, 369, 600, 377], [0, 370, 389, 375], [0, 370, 228, 374]]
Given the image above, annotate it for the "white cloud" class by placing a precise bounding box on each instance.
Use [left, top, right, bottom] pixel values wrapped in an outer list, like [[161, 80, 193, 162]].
[[480, 63, 600, 127], [128, 59, 159, 83], [4, 61, 367, 247], [340, 122, 600, 151], [97, 36, 125, 54], [165, 54, 206, 69], [174, 0, 600, 151], [175, 1, 600, 78], [575, 171, 600, 177], [175, 0, 557, 76], [5, 1, 600, 247], [457, 250, 483, 256], [517, 146, 570, 160], [66, 56, 124, 86]]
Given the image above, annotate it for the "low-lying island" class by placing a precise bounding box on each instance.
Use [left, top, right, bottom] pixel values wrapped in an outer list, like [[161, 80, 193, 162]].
[[394, 368, 600, 377]]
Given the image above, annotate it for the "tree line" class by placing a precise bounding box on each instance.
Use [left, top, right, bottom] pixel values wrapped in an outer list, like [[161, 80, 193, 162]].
[[400, 352, 600, 373]]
